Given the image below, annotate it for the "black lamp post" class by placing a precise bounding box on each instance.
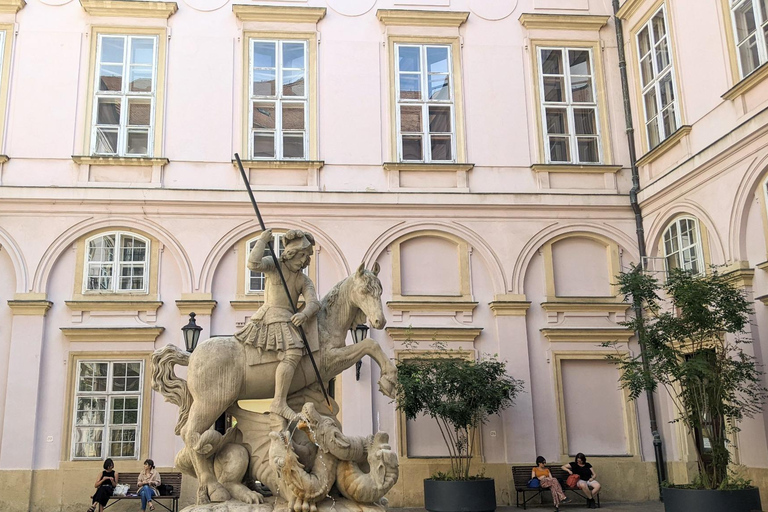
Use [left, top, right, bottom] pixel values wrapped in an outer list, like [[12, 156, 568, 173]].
[[350, 324, 369, 381], [182, 312, 202, 353]]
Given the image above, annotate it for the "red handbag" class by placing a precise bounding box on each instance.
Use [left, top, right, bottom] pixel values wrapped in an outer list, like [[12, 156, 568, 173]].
[[566, 473, 580, 488]]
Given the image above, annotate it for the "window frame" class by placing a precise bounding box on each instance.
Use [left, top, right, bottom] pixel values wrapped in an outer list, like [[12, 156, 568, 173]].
[[394, 43, 457, 163], [729, 0, 768, 79], [661, 217, 705, 275], [82, 231, 151, 295], [70, 359, 144, 461], [636, 4, 681, 150], [0, 27, 11, 156]]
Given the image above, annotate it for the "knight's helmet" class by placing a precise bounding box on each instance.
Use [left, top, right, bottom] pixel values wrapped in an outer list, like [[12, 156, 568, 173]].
[[280, 229, 315, 262]]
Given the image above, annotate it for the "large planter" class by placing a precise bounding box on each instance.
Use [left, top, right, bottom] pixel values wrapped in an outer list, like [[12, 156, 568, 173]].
[[662, 486, 762, 512], [424, 478, 496, 512]]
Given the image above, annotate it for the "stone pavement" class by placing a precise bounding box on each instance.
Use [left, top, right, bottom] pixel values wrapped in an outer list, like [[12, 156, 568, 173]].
[[391, 503, 664, 512]]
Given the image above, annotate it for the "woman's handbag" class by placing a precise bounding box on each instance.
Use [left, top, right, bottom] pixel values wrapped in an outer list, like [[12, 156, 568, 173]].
[[157, 483, 174, 496], [527, 477, 540, 488], [566, 473, 580, 488], [112, 484, 130, 496]]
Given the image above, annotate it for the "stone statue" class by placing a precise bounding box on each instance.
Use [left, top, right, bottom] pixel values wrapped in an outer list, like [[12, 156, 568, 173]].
[[151, 232, 399, 511]]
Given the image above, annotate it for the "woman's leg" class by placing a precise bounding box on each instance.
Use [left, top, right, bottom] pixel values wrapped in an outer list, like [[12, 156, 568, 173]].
[[578, 480, 593, 499], [590, 481, 601, 496], [139, 485, 149, 510], [542, 478, 562, 507], [550, 478, 567, 501]]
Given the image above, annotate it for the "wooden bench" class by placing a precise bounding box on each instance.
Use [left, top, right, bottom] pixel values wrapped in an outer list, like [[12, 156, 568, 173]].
[[104, 472, 182, 512], [512, 466, 600, 509]]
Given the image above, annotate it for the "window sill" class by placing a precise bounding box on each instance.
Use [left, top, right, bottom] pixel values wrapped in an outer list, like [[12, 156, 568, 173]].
[[0, 0, 25, 14], [233, 159, 324, 171], [722, 61, 768, 101], [385, 326, 483, 343], [65, 300, 163, 313], [635, 125, 692, 167], [383, 162, 474, 172], [531, 164, 621, 173], [73, 155, 170, 167], [79, 0, 178, 19], [540, 327, 633, 343], [231, 299, 305, 311], [60, 326, 165, 342]]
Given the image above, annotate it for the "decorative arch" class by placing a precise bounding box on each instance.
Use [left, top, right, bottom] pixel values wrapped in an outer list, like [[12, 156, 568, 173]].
[[0, 226, 29, 293], [729, 153, 768, 263], [198, 218, 350, 294], [33, 217, 194, 294], [360, 220, 507, 296], [646, 200, 726, 266], [512, 222, 639, 295]]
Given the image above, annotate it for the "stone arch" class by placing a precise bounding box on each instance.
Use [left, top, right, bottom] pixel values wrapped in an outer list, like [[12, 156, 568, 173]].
[[360, 220, 507, 296], [729, 152, 768, 263], [646, 200, 726, 266], [199, 218, 350, 294], [512, 222, 639, 295], [33, 216, 194, 294], [0, 226, 29, 293]]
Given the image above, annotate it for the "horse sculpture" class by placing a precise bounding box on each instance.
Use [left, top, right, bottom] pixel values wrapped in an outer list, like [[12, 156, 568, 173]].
[[151, 262, 398, 506]]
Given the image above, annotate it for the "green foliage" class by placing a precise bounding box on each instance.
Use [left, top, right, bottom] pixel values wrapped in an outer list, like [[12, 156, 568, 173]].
[[395, 346, 523, 480], [606, 265, 766, 490]]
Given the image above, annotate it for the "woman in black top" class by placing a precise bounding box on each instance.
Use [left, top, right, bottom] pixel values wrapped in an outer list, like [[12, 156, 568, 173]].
[[87, 458, 119, 512], [561, 453, 601, 509]]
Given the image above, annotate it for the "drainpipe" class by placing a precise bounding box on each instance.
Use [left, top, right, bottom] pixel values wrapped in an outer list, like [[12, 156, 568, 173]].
[[612, 0, 667, 496]]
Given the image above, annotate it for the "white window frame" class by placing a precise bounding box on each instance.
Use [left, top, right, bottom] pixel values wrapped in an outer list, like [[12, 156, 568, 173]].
[[83, 231, 150, 294], [245, 233, 309, 294], [91, 34, 158, 157], [394, 43, 456, 163], [662, 217, 705, 275], [538, 47, 603, 164], [637, 5, 681, 150], [249, 39, 309, 160], [730, 0, 768, 78], [71, 359, 144, 461]]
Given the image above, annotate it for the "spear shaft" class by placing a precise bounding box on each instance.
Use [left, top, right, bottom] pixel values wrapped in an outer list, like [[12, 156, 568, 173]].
[[234, 153, 330, 407]]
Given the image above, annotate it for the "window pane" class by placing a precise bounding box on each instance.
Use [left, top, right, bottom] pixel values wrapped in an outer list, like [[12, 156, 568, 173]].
[[427, 47, 449, 73], [282, 103, 305, 130], [651, 11, 667, 41], [577, 137, 600, 163], [738, 36, 761, 75], [127, 99, 150, 126], [130, 38, 154, 66], [283, 70, 305, 96], [119, 264, 145, 290], [398, 46, 421, 72], [644, 88, 659, 120], [659, 73, 675, 107], [540, 49, 563, 75], [429, 106, 451, 133], [120, 236, 146, 262], [568, 50, 591, 76], [253, 41, 276, 68], [573, 108, 597, 134], [253, 102, 275, 129], [654, 38, 670, 72], [253, 133, 275, 158], [253, 69, 276, 96], [543, 77, 565, 102], [76, 398, 106, 425], [400, 106, 422, 133], [402, 135, 423, 160], [734, 1, 757, 43], [428, 74, 450, 100], [94, 129, 118, 155], [129, 67, 153, 93], [430, 135, 452, 161], [100, 37, 125, 64], [99, 65, 123, 92], [570, 76, 593, 103], [126, 131, 149, 155], [283, 133, 304, 159], [640, 55, 654, 86], [549, 137, 570, 162], [399, 74, 421, 100], [282, 42, 305, 69], [127, 362, 141, 377], [87, 262, 113, 289], [114, 363, 126, 377], [88, 235, 115, 262], [97, 99, 120, 126], [638, 27, 652, 57], [545, 108, 568, 134], [662, 105, 677, 138], [74, 427, 103, 458]]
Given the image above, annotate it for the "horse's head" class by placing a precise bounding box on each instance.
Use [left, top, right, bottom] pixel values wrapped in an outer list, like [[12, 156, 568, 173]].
[[349, 262, 386, 330]]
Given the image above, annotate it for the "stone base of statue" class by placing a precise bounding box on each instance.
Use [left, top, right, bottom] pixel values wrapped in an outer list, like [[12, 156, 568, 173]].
[[181, 496, 389, 512]]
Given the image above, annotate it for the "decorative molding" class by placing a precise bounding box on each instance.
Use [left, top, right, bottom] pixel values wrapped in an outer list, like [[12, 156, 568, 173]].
[[230, 299, 265, 311], [615, 0, 644, 20], [8, 299, 52, 316], [541, 301, 631, 314], [387, 300, 478, 313], [757, 260, 768, 272], [489, 301, 531, 316], [383, 162, 474, 173], [541, 327, 633, 343], [232, 5, 327, 23], [531, 164, 622, 174], [0, 0, 25, 14], [176, 299, 217, 315], [60, 326, 165, 342], [376, 9, 469, 27], [635, 125, 692, 167], [66, 300, 163, 314], [0, 155, 8, 164], [721, 261, 755, 288], [518, 13, 610, 31], [79, 0, 178, 18], [233, 159, 324, 171], [722, 61, 768, 101], [386, 326, 482, 343], [72, 155, 170, 167]]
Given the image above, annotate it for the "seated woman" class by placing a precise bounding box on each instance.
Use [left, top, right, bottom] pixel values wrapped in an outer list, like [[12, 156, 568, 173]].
[[87, 458, 118, 512], [532, 456, 569, 511], [137, 458, 161, 511], [562, 453, 601, 509]]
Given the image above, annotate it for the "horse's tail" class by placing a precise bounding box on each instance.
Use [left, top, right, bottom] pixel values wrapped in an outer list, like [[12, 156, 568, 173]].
[[151, 344, 192, 435]]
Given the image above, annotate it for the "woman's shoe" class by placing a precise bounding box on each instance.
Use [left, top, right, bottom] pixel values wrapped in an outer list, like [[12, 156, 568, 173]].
[[148, 503, 155, 511]]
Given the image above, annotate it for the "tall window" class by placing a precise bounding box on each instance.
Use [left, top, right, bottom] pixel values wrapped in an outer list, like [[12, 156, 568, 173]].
[[538, 47, 601, 164], [395, 44, 455, 163], [85, 232, 149, 293], [92, 35, 158, 157], [730, 0, 768, 77], [72, 360, 143, 460], [662, 218, 703, 274], [247, 233, 285, 293], [637, 5, 680, 150], [250, 39, 308, 160]]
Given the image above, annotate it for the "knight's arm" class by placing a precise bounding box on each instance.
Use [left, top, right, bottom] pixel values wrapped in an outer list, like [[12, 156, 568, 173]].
[[300, 275, 321, 319], [247, 235, 277, 272]]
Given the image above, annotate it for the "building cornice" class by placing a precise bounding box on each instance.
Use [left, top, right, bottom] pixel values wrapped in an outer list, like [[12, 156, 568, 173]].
[[615, 0, 644, 20], [541, 327, 633, 343], [79, 0, 178, 18], [176, 299, 217, 315], [60, 326, 165, 342], [232, 5, 326, 24], [376, 9, 469, 28], [66, 300, 163, 314], [541, 301, 631, 313], [386, 326, 482, 343], [72, 155, 170, 167], [518, 13, 610, 31], [0, 0, 25, 14], [635, 125, 692, 167], [8, 299, 52, 316], [531, 164, 622, 174], [722, 62, 768, 101]]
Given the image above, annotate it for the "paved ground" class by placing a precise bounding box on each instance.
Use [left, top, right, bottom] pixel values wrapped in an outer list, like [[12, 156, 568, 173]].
[[392, 503, 664, 512]]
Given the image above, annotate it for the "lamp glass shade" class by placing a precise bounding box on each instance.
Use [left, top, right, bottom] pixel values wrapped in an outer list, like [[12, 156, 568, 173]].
[[352, 324, 369, 344], [182, 312, 203, 352]]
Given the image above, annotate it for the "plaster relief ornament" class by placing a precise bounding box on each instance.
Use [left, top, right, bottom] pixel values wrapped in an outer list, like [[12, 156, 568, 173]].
[[151, 229, 399, 512]]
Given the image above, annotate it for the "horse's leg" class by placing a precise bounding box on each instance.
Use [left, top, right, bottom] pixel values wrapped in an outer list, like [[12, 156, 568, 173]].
[[323, 339, 396, 397]]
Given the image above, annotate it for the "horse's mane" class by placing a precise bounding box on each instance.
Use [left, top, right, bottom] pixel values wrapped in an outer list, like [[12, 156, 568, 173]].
[[321, 270, 383, 310]]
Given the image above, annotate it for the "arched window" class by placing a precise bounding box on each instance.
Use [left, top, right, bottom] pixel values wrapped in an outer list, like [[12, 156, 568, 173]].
[[662, 218, 703, 274], [84, 232, 150, 293], [246, 233, 285, 294]]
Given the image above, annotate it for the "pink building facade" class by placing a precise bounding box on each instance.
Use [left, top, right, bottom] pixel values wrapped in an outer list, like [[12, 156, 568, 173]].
[[0, 0, 767, 510]]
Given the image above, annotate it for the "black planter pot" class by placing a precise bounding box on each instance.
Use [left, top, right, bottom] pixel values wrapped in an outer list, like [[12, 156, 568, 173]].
[[424, 478, 496, 512], [662, 486, 762, 512]]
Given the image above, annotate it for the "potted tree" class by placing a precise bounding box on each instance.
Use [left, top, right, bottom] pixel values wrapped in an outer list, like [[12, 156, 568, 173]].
[[608, 265, 766, 512], [395, 347, 523, 512]]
